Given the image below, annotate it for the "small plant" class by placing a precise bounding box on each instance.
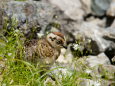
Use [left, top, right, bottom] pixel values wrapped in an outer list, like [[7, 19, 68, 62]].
[[71, 35, 92, 57]]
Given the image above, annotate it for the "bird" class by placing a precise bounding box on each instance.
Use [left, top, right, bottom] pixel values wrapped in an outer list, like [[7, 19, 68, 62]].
[[24, 32, 66, 69]]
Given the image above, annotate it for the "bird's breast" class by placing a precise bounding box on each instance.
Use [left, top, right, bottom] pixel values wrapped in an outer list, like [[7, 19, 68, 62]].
[[37, 39, 54, 58], [37, 39, 60, 64]]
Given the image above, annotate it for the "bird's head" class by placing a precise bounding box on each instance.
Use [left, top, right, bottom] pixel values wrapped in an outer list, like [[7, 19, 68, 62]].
[[46, 32, 66, 50]]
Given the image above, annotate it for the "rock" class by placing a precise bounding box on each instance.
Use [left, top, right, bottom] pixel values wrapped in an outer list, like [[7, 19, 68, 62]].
[[60, 19, 114, 55], [104, 42, 115, 64], [107, 0, 115, 16], [103, 27, 115, 41], [56, 48, 67, 63], [44, 77, 56, 86], [79, 78, 107, 86], [56, 46, 73, 63], [79, 79, 100, 86], [48, 0, 85, 21], [0, 0, 13, 8], [78, 78, 114, 86], [0, 9, 4, 29], [91, 0, 112, 16], [50, 64, 72, 79], [0, 8, 7, 29], [86, 17, 106, 28], [86, 53, 110, 67], [73, 21, 113, 54], [103, 27, 115, 62], [80, 0, 92, 14], [5, 1, 55, 32], [98, 65, 115, 80], [112, 56, 115, 64], [111, 20, 115, 28]]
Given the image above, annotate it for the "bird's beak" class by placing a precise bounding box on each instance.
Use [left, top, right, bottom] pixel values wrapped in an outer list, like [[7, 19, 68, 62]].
[[62, 45, 67, 49]]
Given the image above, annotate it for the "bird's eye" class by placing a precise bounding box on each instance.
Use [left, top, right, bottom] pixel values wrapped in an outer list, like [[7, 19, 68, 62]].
[[50, 37, 56, 41], [56, 40, 62, 44]]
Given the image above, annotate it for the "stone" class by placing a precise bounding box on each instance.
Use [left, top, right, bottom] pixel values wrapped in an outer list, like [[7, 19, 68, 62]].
[[91, 0, 112, 16], [104, 42, 115, 63], [78, 78, 109, 86], [48, 0, 85, 21], [98, 65, 115, 80], [103, 27, 115, 41], [86, 53, 110, 67], [0, 0, 13, 8], [80, 0, 92, 14], [107, 0, 115, 16], [5, 1, 55, 32], [0, 8, 7, 29], [112, 56, 115, 64], [73, 21, 113, 54], [86, 17, 106, 27], [50, 64, 72, 79], [103, 27, 115, 61], [0, 9, 4, 29], [111, 19, 115, 28], [56, 46, 73, 64], [44, 77, 56, 86]]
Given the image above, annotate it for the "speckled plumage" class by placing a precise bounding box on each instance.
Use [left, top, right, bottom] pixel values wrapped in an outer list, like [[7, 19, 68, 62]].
[[24, 32, 66, 67]]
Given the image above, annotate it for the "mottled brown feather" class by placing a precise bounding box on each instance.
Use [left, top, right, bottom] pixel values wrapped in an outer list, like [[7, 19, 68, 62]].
[[38, 39, 54, 58], [24, 32, 65, 65]]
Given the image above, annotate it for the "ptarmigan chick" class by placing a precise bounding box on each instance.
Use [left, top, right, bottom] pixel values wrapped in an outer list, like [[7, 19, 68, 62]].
[[24, 32, 66, 68]]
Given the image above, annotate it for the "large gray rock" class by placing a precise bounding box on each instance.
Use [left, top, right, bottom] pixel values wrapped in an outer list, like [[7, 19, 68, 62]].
[[79, 78, 114, 86], [111, 19, 115, 28], [104, 27, 115, 40], [48, 0, 86, 21], [98, 65, 115, 80], [80, 0, 92, 14], [112, 56, 115, 63], [107, 0, 115, 16], [5, 1, 55, 31], [0, 0, 14, 8], [86, 53, 110, 67], [0, 9, 4, 29], [91, 0, 112, 16], [56, 46, 73, 64], [86, 17, 106, 28], [72, 21, 113, 53]]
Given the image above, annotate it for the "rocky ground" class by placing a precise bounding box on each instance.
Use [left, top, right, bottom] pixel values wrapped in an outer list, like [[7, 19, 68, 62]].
[[0, 0, 115, 86]]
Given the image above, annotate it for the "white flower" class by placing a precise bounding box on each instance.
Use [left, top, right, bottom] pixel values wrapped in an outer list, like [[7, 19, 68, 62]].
[[37, 33, 44, 38], [0, 64, 4, 68], [88, 80, 101, 86], [73, 44, 79, 50], [85, 69, 92, 74], [15, 29, 19, 33], [93, 81, 101, 86], [8, 53, 12, 56]]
